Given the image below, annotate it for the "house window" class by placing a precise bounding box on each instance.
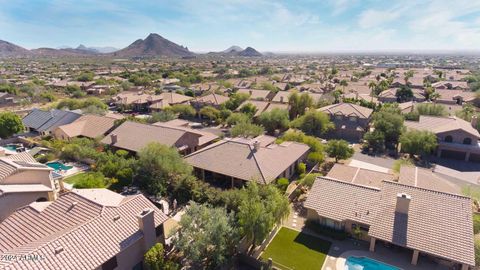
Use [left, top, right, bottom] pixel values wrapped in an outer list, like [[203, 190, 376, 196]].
[[463, 138, 472, 145], [36, 197, 47, 202], [335, 115, 343, 120], [445, 135, 453, 143], [349, 116, 357, 122], [102, 256, 118, 270]]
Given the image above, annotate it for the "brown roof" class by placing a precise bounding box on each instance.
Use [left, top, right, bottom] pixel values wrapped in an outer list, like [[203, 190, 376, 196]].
[[326, 163, 394, 188], [305, 177, 380, 225], [0, 190, 168, 270], [184, 136, 309, 184], [398, 166, 459, 194], [369, 181, 474, 266], [318, 103, 373, 119], [193, 93, 229, 106], [305, 177, 475, 266], [56, 114, 117, 139], [237, 88, 271, 100], [101, 121, 211, 153], [405, 115, 480, 139]]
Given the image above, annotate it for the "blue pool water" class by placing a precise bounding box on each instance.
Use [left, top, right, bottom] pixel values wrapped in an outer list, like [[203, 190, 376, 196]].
[[2, 145, 18, 151], [345, 256, 400, 270], [47, 161, 73, 171]]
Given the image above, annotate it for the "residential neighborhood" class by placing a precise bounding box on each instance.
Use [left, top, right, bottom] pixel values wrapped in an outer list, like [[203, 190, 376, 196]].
[[1, 1, 480, 270]]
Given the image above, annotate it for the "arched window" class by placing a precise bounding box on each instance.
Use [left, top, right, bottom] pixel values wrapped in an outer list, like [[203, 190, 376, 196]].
[[444, 135, 453, 143], [36, 197, 47, 202], [463, 138, 472, 145]]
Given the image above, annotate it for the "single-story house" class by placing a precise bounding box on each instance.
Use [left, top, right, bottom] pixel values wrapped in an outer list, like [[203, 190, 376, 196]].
[[184, 135, 310, 187], [190, 93, 229, 110], [305, 177, 474, 270], [101, 121, 218, 155], [54, 114, 119, 140], [22, 109, 82, 136], [237, 100, 289, 117]]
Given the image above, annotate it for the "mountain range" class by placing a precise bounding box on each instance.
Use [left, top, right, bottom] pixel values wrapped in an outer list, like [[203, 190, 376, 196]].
[[0, 34, 264, 58]]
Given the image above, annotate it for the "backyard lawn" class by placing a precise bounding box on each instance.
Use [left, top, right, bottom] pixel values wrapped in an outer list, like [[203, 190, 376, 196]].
[[261, 227, 331, 270]]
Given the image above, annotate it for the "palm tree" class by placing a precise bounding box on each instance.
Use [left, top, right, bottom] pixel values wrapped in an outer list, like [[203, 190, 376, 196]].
[[429, 91, 440, 103], [339, 79, 348, 92], [368, 81, 377, 102], [404, 70, 415, 84]]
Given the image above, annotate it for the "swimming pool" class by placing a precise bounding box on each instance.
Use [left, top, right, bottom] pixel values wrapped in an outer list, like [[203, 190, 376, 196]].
[[345, 256, 400, 270], [2, 145, 18, 151], [47, 161, 73, 171]]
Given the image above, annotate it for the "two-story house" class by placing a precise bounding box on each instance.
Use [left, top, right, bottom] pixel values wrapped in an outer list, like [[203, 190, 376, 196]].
[[318, 103, 373, 141], [405, 115, 480, 162]]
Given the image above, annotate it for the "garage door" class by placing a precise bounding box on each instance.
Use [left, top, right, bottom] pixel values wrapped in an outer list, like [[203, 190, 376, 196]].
[[440, 150, 466, 160], [469, 153, 480, 163]]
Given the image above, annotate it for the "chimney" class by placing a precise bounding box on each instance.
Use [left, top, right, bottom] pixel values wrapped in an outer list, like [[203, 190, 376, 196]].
[[110, 133, 117, 145], [137, 208, 156, 251], [280, 96, 284, 103], [472, 115, 478, 129], [395, 193, 411, 215], [253, 140, 261, 151]]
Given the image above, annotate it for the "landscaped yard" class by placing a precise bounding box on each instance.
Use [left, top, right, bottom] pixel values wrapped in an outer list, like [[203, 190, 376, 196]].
[[261, 227, 331, 270]]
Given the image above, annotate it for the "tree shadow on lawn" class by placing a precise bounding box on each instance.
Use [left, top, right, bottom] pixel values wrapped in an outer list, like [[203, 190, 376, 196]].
[[293, 232, 332, 254]]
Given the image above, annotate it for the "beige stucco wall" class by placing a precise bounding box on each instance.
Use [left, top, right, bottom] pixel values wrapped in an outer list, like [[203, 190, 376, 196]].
[[3, 170, 54, 188], [437, 130, 478, 145], [0, 191, 50, 221]]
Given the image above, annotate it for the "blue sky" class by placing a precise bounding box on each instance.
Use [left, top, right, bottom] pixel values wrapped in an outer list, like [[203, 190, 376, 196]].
[[1, 0, 480, 52]]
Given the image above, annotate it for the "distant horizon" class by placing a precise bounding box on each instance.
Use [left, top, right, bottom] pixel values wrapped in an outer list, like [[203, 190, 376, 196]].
[[1, 0, 480, 52]]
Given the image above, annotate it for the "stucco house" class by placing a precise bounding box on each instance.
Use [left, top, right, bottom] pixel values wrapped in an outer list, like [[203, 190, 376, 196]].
[[0, 188, 168, 270], [305, 177, 474, 270], [184, 135, 310, 187], [405, 115, 480, 162], [54, 114, 118, 140], [0, 152, 58, 221], [318, 103, 373, 141], [22, 109, 82, 136]]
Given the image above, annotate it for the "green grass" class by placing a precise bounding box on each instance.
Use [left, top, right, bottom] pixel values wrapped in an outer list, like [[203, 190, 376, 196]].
[[392, 158, 413, 173], [261, 227, 331, 270], [64, 172, 87, 185]]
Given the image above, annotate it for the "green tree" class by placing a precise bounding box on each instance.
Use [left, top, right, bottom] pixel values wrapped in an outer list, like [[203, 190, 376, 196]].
[[239, 103, 258, 117], [224, 92, 250, 110], [372, 104, 404, 148], [288, 91, 314, 119], [258, 108, 290, 134], [395, 85, 413, 102], [148, 111, 177, 123], [326, 139, 354, 162], [199, 106, 221, 122], [238, 182, 289, 253], [136, 143, 193, 195], [76, 71, 95, 82], [404, 70, 415, 84], [73, 172, 108, 189], [363, 130, 385, 152], [291, 110, 333, 137], [400, 130, 438, 157], [0, 112, 24, 139], [226, 113, 249, 126], [231, 122, 264, 138], [415, 103, 447, 117], [174, 203, 238, 269], [170, 104, 196, 118]]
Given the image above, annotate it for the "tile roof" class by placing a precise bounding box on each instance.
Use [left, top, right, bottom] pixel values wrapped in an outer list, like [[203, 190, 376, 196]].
[[304, 177, 380, 225], [405, 115, 480, 138], [305, 177, 475, 266], [56, 114, 117, 139], [369, 181, 474, 266], [0, 153, 51, 182], [0, 190, 168, 270], [192, 93, 229, 106], [101, 121, 207, 153], [318, 103, 373, 119], [22, 109, 82, 133], [184, 136, 309, 184], [326, 163, 394, 188]]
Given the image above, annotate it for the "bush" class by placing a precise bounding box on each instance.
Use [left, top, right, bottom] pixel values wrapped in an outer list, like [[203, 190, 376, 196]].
[[474, 214, 480, 234], [297, 163, 306, 175], [305, 220, 348, 240], [276, 177, 290, 192], [476, 238, 480, 266], [73, 172, 108, 189], [299, 173, 321, 189], [307, 152, 324, 164]]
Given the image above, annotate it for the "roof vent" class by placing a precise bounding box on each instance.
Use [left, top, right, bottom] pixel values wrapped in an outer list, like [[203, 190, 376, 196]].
[[113, 214, 121, 221], [253, 140, 261, 151], [55, 247, 64, 254]]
